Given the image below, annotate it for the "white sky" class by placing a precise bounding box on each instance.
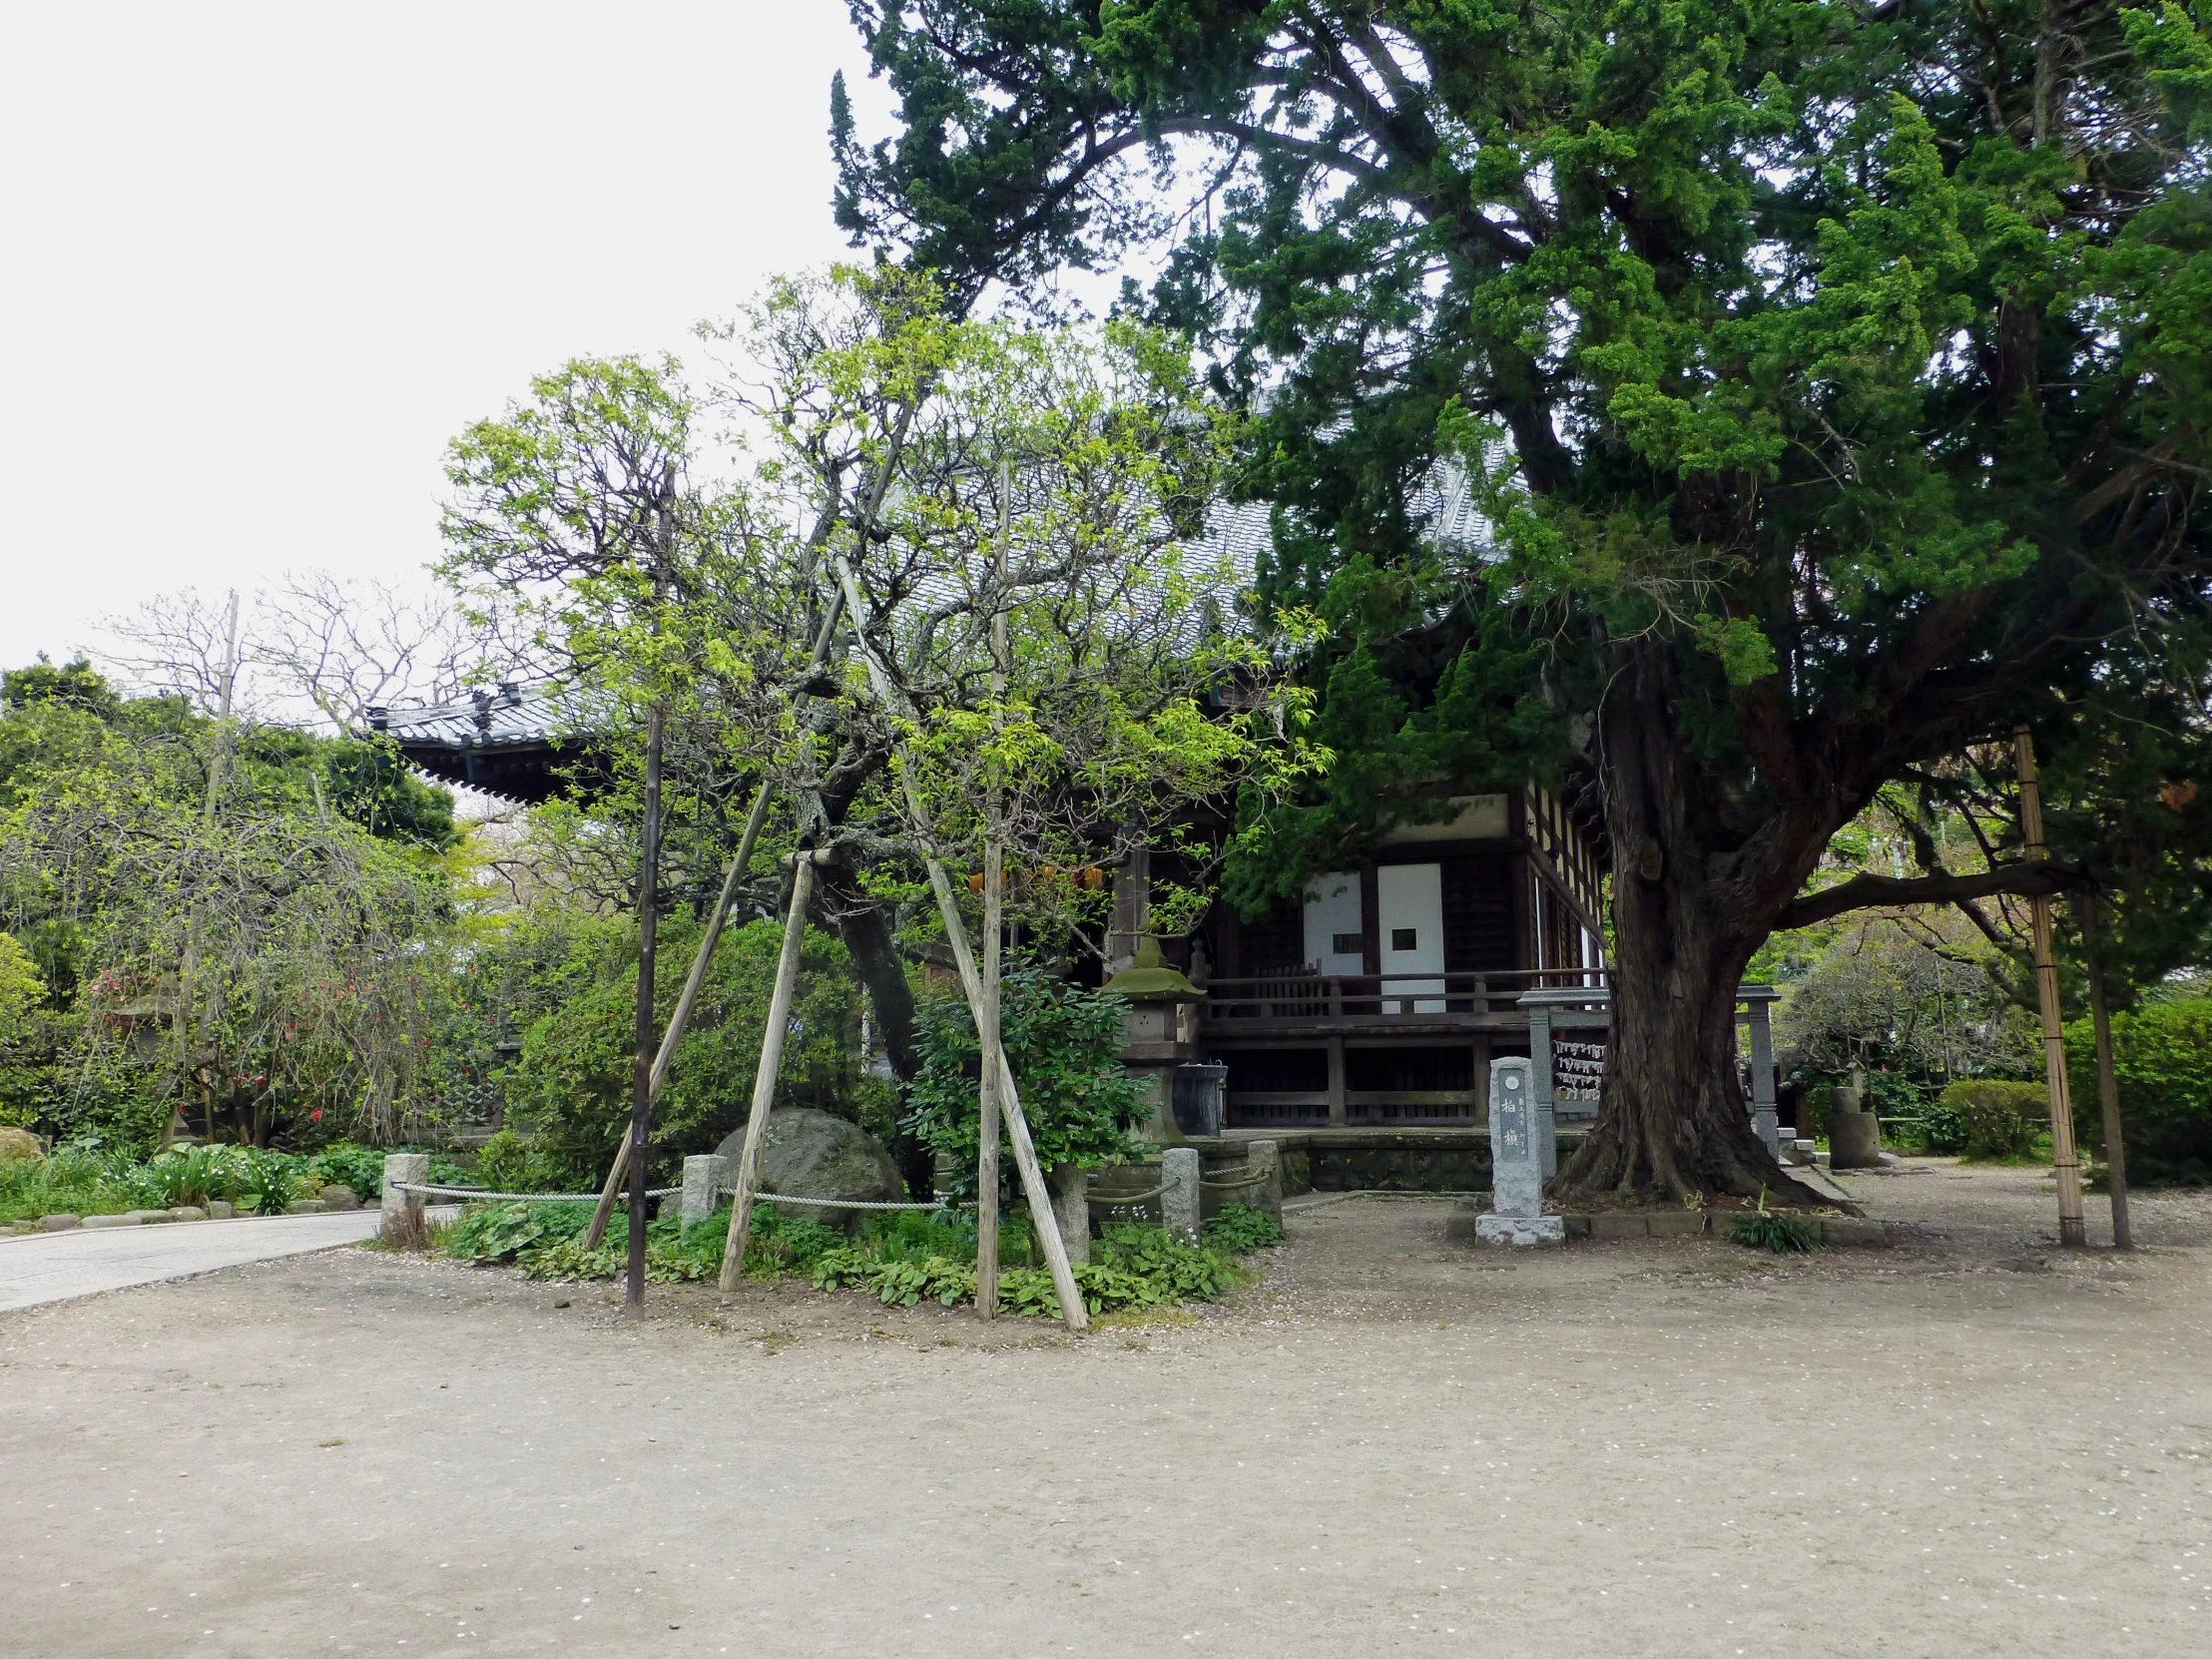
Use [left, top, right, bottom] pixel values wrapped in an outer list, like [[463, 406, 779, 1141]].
[[0, 2, 888, 671]]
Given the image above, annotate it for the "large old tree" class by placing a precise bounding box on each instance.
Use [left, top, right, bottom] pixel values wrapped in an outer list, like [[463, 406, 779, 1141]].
[[830, 1, 2212, 1202]]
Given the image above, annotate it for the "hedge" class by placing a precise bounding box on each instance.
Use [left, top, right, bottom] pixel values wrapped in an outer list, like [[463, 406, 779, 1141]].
[[2065, 997, 2212, 1187], [1935, 1080, 2049, 1160]]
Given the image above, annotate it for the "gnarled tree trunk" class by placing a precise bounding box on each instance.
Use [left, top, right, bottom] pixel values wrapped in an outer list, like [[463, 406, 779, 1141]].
[[1555, 654, 1835, 1209]]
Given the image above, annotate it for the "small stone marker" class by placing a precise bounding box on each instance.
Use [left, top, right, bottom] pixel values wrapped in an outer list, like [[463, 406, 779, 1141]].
[[1049, 1165, 1091, 1267], [679, 1154, 728, 1233], [381, 1152, 429, 1217], [1476, 1056, 1564, 1247], [1161, 1146, 1201, 1243]]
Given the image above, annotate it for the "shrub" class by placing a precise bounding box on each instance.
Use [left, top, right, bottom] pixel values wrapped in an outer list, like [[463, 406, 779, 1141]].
[[472, 1128, 554, 1196], [497, 919, 876, 1189], [2064, 997, 2212, 1186], [1937, 1080, 2049, 1160], [903, 962, 1152, 1201], [1726, 1210, 1822, 1254], [305, 1143, 385, 1204], [1203, 1203, 1285, 1253]]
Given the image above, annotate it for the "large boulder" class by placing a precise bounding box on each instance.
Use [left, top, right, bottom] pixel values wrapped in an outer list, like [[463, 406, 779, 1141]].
[[713, 1109, 903, 1233], [0, 1126, 42, 1164]]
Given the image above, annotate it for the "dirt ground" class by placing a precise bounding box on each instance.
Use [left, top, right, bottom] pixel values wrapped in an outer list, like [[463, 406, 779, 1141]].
[[5, 1160, 2210, 1659]]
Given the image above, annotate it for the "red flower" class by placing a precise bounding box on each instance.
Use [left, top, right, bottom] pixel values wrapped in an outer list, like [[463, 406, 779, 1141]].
[[310, 1109, 322, 1122]]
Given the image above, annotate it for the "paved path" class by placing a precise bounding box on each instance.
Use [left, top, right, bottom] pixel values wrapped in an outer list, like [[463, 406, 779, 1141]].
[[0, 1211, 386, 1312]]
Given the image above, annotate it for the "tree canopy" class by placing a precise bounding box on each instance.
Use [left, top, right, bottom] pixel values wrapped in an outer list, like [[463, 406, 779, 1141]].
[[833, 1, 2212, 1202]]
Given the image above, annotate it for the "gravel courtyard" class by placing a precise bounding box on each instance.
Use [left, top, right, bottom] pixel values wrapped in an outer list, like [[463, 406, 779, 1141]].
[[5, 1161, 2209, 1658]]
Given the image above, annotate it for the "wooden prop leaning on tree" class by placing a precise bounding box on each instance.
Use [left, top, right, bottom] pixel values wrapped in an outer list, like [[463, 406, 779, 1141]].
[[583, 587, 846, 1251], [829, 551, 1089, 1333]]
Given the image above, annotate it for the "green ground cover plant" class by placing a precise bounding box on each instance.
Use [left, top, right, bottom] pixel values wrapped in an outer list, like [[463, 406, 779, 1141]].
[[440, 1194, 1284, 1319], [0, 1140, 465, 1223]]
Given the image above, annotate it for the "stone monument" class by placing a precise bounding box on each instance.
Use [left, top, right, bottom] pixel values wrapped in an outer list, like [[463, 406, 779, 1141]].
[[1827, 1064, 1883, 1170], [1476, 1056, 1564, 1246]]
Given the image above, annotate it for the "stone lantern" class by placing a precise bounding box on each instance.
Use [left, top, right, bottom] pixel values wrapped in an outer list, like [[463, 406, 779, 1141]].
[[1102, 936, 1207, 1144]]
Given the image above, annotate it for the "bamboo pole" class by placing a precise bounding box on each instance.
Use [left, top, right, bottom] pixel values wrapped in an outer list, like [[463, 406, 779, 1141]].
[[2015, 728, 2089, 1248], [582, 589, 846, 1250], [2081, 893, 2135, 1250], [624, 699, 665, 1310], [715, 857, 817, 1291], [830, 553, 1089, 1332], [975, 458, 1011, 1317]]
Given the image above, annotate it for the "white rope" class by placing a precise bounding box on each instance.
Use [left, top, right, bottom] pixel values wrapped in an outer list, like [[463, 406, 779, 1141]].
[[719, 1186, 948, 1213], [395, 1182, 681, 1202], [1200, 1164, 1271, 1190], [1087, 1182, 1170, 1205]]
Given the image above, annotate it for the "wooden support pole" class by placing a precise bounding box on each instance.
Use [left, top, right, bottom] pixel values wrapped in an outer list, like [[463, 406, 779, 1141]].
[[831, 552, 1088, 1332], [976, 837, 1004, 1317], [2015, 728, 2089, 1248], [2081, 893, 2135, 1250], [624, 699, 665, 1310], [975, 460, 1009, 1317], [584, 589, 846, 1251], [716, 858, 818, 1292]]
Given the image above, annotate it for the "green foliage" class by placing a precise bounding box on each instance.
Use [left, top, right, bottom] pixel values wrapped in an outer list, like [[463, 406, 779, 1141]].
[[520, 1238, 712, 1284], [2066, 997, 2212, 1185], [1726, 1211, 1823, 1255], [240, 1151, 304, 1216], [0, 1145, 130, 1223], [1938, 1080, 2051, 1161], [498, 918, 875, 1187], [321, 739, 460, 850], [0, 662, 475, 1152], [304, 1143, 389, 1205], [2, 658, 122, 721], [1203, 1203, 1284, 1254], [471, 1128, 560, 1196], [485, 1192, 1259, 1319], [903, 963, 1150, 1200]]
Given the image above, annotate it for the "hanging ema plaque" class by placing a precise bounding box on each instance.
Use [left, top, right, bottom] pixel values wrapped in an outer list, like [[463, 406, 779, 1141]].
[[1552, 1036, 1606, 1105]]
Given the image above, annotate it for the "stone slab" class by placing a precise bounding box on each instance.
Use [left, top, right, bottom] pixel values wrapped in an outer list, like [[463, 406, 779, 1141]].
[[1589, 1213, 1649, 1241], [80, 1214, 142, 1229], [41, 1214, 81, 1232], [285, 1200, 328, 1216], [1475, 1214, 1565, 1247], [1646, 1211, 1710, 1238], [170, 1207, 208, 1223]]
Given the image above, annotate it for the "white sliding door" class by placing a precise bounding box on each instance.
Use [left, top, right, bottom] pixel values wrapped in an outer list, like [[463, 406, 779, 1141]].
[[1377, 862, 1445, 1012], [1302, 871, 1366, 977]]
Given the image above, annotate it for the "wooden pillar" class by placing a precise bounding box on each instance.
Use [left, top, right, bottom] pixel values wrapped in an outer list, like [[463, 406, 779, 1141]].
[[2015, 729, 2089, 1248], [1107, 841, 1150, 975], [1326, 1036, 1348, 1127], [1471, 1036, 1492, 1129]]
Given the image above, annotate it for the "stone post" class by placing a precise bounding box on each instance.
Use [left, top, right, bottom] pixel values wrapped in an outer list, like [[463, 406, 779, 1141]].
[[1049, 1165, 1091, 1266], [381, 1152, 428, 1218], [1245, 1139, 1284, 1223], [1476, 1057, 1563, 1246], [1741, 984, 1781, 1154], [1524, 1002, 1554, 1138], [680, 1154, 728, 1234], [1161, 1146, 1201, 1244]]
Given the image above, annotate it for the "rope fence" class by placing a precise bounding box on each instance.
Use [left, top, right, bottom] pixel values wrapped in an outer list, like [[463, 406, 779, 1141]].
[[716, 1186, 951, 1213], [1200, 1163, 1269, 1190], [394, 1182, 681, 1202]]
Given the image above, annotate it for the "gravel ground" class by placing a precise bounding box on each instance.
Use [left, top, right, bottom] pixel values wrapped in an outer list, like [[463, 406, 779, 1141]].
[[3, 1160, 2209, 1658]]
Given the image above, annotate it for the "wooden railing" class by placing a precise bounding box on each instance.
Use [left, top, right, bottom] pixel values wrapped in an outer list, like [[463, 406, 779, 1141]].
[[1201, 966, 1608, 1023]]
